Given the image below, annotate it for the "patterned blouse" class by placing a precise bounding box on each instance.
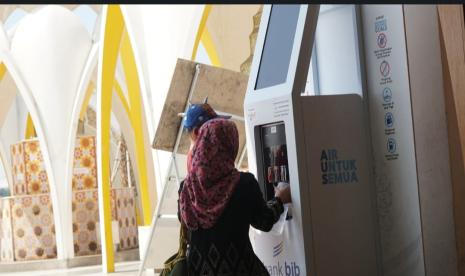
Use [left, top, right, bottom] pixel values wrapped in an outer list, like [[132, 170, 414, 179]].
[[178, 172, 284, 276]]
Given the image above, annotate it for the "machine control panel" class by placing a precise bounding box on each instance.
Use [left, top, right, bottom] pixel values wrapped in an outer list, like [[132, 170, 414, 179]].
[[255, 122, 290, 201]]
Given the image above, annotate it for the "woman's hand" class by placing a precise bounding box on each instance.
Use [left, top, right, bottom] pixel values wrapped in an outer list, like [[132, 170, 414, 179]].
[[275, 184, 292, 204]]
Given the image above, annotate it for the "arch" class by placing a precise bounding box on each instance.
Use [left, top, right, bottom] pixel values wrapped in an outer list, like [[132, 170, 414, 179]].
[[0, 139, 13, 192], [97, 4, 166, 272], [65, 43, 99, 258], [191, 5, 212, 61], [97, 5, 124, 272], [199, 28, 222, 66], [72, 5, 98, 36], [0, 51, 64, 259], [3, 8, 27, 31], [120, 6, 158, 210], [7, 6, 96, 261], [190, 5, 222, 67]]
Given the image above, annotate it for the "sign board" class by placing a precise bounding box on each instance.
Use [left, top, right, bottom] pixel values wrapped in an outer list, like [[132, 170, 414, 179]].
[[362, 5, 425, 276]]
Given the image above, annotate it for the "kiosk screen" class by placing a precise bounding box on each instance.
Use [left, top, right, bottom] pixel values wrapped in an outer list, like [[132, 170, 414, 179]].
[[255, 122, 290, 201], [255, 5, 300, 90]]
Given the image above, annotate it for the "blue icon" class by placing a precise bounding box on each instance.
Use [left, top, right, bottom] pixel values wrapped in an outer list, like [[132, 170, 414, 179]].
[[385, 112, 394, 128], [375, 19, 387, 33], [387, 138, 396, 153], [383, 87, 392, 103]]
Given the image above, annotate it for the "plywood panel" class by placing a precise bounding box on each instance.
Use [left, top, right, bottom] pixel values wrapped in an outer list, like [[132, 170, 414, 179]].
[[438, 5, 465, 276], [152, 59, 248, 163]]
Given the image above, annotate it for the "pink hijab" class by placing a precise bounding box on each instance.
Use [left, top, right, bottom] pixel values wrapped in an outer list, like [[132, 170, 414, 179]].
[[179, 118, 240, 230]]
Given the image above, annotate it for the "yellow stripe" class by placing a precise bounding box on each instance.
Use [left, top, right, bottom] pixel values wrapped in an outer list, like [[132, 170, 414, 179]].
[[120, 28, 154, 226], [114, 82, 143, 227], [113, 80, 131, 116], [191, 5, 212, 60], [79, 82, 95, 120], [25, 114, 37, 139], [99, 4, 125, 272], [201, 27, 222, 67], [0, 63, 6, 80]]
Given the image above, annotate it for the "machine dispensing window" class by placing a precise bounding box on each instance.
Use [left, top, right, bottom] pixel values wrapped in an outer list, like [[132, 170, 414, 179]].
[[255, 122, 290, 201], [254, 5, 300, 90]]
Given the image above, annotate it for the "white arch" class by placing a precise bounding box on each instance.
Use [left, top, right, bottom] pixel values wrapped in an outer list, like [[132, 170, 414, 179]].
[[7, 5, 93, 260], [0, 21, 9, 50], [120, 6, 154, 138], [119, 6, 158, 207], [0, 139, 13, 192], [0, 50, 64, 258], [110, 81, 146, 221], [0, 73, 21, 193], [64, 43, 99, 258]]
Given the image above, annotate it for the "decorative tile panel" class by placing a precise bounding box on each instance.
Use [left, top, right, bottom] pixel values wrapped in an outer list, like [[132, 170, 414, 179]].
[[10, 143, 26, 196], [10, 140, 50, 195], [117, 140, 129, 188], [72, 189, 101, 256], [24, 140, 49, 194], [0, 198, 14, 262], [72, 136, 97, 190], [114, 187, 138, 251], [10, 194, 56, 261]]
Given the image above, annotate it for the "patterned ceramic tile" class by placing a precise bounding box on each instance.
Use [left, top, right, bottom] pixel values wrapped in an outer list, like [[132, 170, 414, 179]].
[[72, 136, 97, 190], [10, 143, 26, 196], [72, 189, 101, 256], [10, 140, 50, 195], [110, 189, 117, 221], [10, 194, 56, 261], [0, 198, 14, 262], [114, 188, 138, 251], [24, 140, 50, 194], [70, 187, 137, 255], [117, 140, 129, 188]]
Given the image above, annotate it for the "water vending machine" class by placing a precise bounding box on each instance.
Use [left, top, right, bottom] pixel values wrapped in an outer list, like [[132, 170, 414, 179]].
[[244, 5, 380, 276], [245, 4, 458, 276]]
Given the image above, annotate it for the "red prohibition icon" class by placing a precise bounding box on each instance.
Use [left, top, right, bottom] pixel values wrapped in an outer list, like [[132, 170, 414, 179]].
[[380, 60, 390, 77]]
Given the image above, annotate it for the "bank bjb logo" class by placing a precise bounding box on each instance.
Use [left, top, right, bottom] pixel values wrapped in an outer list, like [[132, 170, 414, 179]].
[[267, 261, 301, 276], [267, 241, 301, 276], [273, 241, 283, 257], [320, 149, 358, 184]]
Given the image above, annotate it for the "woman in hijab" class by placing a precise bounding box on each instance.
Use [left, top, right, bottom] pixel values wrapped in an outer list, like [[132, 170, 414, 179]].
[[179, 118, 291, 275]]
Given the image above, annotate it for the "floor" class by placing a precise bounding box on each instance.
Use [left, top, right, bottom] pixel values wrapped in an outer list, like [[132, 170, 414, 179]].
[[1, 261, 158, 276]]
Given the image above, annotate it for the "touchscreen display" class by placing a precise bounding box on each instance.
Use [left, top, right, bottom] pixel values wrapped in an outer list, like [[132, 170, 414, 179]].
[[255, 5, 300, 90]]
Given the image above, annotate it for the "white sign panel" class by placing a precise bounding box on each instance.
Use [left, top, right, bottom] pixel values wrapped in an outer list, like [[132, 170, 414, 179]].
[[362, 5, 425, 276]]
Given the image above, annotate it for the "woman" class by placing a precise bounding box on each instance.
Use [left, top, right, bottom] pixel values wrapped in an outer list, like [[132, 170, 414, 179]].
[[179, 118, 291, 275]]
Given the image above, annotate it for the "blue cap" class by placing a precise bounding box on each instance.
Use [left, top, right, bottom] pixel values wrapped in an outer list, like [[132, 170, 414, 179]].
[[183, 103, 230, 131]]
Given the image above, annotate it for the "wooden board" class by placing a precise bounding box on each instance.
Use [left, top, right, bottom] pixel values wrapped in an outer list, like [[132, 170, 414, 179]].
[[152, 59, 249, 164], [438, 5, 465, 276]]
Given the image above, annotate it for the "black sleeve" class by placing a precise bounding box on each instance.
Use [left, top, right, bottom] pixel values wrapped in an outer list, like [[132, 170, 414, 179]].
[[245, 173, 285, 232], [177, 181, 184, 222]]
